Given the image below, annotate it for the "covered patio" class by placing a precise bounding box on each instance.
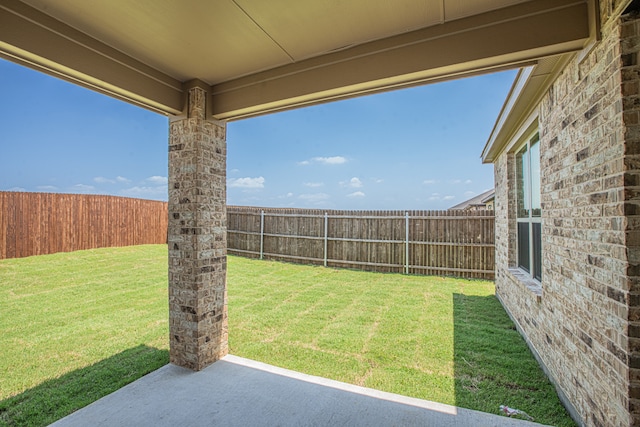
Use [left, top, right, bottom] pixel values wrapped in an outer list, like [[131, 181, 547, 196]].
[[50, 354, 545, 426], [1, 0, 595, 424]]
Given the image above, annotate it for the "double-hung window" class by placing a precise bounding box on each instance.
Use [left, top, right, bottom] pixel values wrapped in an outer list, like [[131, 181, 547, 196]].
[[516, 133, 542, 281]]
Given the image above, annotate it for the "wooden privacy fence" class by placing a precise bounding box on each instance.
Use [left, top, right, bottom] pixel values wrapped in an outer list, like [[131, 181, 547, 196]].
[[227, 206, 495, 279], [0, 192, 168, 259], [0, 193, 494, 279]]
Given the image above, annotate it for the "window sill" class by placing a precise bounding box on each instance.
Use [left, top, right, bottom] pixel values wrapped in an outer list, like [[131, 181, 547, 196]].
[[507, 268, 542, 303]]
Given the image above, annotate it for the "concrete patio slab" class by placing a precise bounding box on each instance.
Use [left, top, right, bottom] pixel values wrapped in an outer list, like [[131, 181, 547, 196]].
[[50, 354, 549, 427]]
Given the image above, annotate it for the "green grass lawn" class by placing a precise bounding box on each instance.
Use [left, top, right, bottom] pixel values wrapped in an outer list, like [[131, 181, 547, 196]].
[[0, 245, 574, 426]]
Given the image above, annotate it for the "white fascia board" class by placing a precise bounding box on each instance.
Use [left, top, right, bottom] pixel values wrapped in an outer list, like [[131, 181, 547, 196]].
[[481, 66, 534, 163]]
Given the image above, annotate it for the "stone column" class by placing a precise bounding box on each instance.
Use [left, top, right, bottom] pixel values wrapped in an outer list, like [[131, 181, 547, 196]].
[[168, 80, 228, 371]]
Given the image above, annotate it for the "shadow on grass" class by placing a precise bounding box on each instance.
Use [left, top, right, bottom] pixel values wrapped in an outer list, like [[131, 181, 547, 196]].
[[0, 345, 168, 427], [452, 292, 575, 427]]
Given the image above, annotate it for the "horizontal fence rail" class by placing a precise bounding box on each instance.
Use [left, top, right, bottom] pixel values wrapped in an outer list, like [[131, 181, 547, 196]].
[[0, 192, 168, 259], [227, 206, 495, 279]]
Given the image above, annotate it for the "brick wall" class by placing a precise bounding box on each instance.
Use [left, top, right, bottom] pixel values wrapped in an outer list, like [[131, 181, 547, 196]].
[[494, 4, 639, 426], [622, 7, 640, 425]]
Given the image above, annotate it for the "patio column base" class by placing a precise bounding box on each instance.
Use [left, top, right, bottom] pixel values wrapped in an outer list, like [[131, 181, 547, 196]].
[[168, 80, 228, 371]]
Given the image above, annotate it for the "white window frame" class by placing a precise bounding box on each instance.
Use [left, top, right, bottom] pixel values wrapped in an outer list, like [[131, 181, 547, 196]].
[[516, 132, 542, 283]]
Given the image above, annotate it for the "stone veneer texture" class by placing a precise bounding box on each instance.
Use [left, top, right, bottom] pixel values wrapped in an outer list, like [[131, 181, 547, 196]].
[[168, 86, 228, 371], [495, 3, 640, 426]]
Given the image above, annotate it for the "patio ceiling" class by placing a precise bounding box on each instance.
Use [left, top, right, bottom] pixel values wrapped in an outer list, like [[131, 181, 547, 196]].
[[1, 0, 594, 120]]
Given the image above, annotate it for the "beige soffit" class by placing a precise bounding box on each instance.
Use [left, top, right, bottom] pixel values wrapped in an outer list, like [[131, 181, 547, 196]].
[[211, 0, 591, 120], [0, 0, 592, 119], [481, 54, 573, 164]]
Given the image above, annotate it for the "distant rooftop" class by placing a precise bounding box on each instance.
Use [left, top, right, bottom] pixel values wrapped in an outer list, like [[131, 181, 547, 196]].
[[449, 189, 495, 210]]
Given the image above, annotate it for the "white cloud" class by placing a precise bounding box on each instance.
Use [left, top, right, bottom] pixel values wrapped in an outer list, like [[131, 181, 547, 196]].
[[304, 182, 324, 188], [450, 179, 472, 185], [464, 191, 476, 197], [7, 187, 26, 192], [315, 156, 346, 165], [146, 176, 168, 185], [36, 185, 58, 191], [94, 176, 132, 184], [465, 179, 473, 184], [72, 184, 95, 192], [423, 179, 438, 185], [349, 177, 362, 188], [299, 193, 330, 203], [299, 156, 347, 166], [94, 176, 115, 184], [372, 178, 384, 184], [340, 177, 363, 188], [429, 193, 456, 201], [228, 176, 265, 189], [347, 191, 365, 198], [120, 186, 168, 200]]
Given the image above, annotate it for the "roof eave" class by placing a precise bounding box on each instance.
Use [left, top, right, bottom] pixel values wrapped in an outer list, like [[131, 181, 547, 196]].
[[481, 53, 575, 164]]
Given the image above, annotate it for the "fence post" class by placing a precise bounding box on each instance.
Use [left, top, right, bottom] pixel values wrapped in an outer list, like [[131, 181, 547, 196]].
[[324, 212, 328, 267], [405, 211, 409, 275], [260, 210, 264, 260]]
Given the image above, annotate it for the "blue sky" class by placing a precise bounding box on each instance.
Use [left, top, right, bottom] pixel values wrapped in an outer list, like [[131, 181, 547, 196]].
[[0, 58, 515, 210]]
